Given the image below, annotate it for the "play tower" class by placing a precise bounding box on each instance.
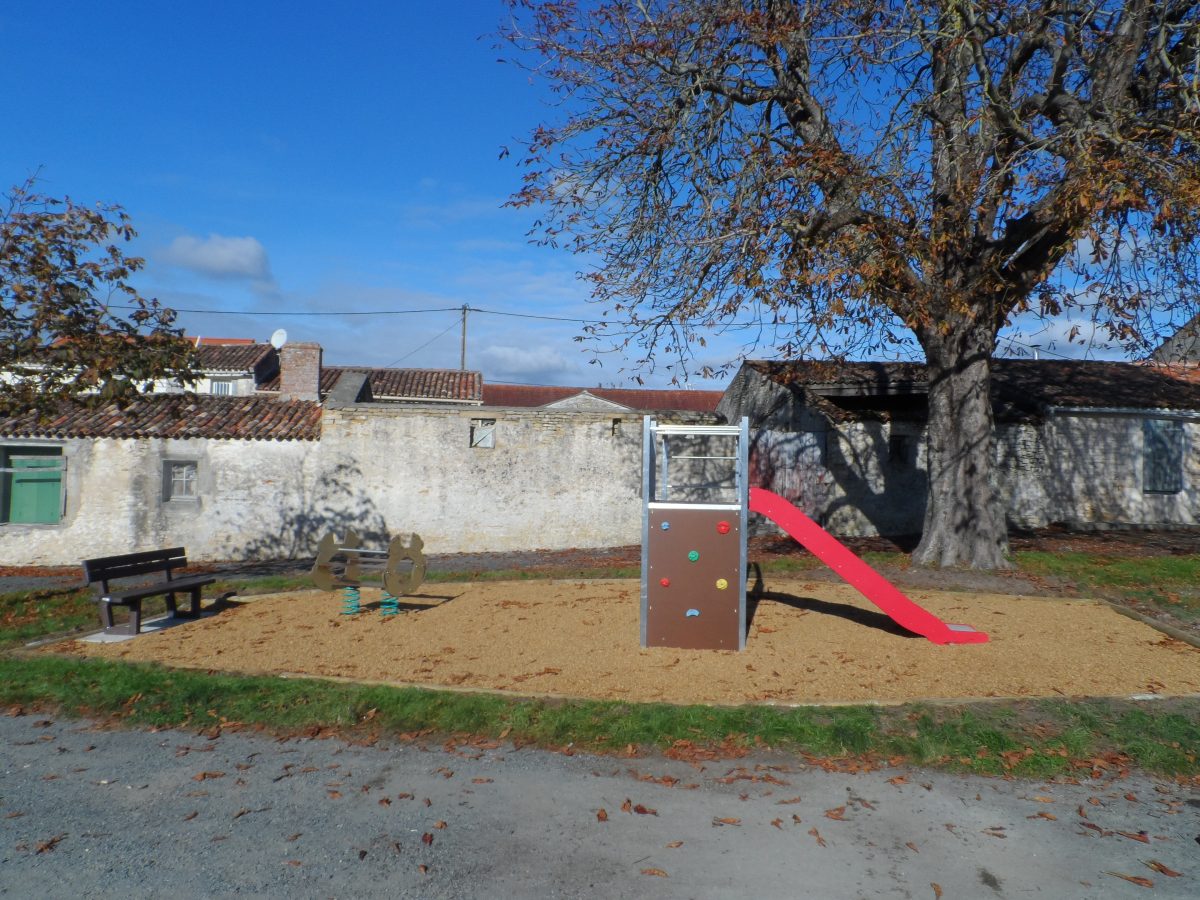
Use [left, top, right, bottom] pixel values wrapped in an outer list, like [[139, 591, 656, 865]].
[[640, 417, 750, 650]]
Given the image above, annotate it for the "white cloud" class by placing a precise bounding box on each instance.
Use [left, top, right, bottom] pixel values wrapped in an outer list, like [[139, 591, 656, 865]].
[[163, 234, 273, 281], [475, 344, 584, 384]]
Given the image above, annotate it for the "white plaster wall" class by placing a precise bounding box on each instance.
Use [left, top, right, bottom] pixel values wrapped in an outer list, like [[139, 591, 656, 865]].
[[0, 406, 678, 565], [1040, 413, 1200, 528]]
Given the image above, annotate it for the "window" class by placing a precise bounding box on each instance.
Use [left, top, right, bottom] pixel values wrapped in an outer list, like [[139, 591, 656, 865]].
[[1143, 419, 1184, 494], [163, 460, 199, 501], [1, 446, 64, 524], [209, 379, 235, 396], [470, 418, 496, 449]]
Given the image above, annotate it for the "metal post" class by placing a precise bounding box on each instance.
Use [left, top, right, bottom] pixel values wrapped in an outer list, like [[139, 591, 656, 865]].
[[460, 305, 469, 370]]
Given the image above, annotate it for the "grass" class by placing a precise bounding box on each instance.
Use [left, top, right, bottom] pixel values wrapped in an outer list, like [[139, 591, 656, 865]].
[[1016, 552, 1200, 620], [1, 655, 1195, 777], [3, 550, 1197, 777]]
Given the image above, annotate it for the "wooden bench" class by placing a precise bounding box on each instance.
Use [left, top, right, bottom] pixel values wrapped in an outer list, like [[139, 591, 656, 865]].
[[82, 548, 227, 635]]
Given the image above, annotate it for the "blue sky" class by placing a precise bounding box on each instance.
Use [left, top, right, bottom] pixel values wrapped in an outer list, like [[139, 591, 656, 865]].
[[3, 0, 686, 386], [3, 2, 1128, 389]]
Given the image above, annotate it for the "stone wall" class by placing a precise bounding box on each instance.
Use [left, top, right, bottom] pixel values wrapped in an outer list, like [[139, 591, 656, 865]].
[[0, 406, 717, 565]]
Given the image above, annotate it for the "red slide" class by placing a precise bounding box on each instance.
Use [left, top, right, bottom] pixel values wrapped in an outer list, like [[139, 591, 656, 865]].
[[748, 488, 989, 645]]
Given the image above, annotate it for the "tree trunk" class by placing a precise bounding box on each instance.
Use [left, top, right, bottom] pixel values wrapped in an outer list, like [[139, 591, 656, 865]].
[[913, 329, 1011, 569]]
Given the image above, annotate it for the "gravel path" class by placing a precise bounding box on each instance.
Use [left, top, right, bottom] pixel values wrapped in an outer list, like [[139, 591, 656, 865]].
[[3, 713, 1197, 898]]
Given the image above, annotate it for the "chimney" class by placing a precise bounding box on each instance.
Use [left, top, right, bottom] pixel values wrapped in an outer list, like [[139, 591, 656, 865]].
[[278, 342, 322, 402]]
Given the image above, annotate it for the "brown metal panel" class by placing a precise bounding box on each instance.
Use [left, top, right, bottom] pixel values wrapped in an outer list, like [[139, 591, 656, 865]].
[[645, 507, 742, 650]]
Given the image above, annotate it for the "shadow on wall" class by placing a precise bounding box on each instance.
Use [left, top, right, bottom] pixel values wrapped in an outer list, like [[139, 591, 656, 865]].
[[751, 426, 928, 538], [232, 458, 390, 561]]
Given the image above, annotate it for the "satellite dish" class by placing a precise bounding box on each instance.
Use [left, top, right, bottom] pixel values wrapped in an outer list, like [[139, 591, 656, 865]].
[[269, 329, 288, 349]]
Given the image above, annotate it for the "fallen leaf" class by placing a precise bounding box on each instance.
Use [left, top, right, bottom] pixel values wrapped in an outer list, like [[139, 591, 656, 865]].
[[472, 778, 493, 784], [418, 864, 428, 875], [35, 834, 66, 854], [905, 841, 919, 853], [666, 841, 683, 849], [641, 868, 668, 878], [776, 795, 803, 805], [824, 806, 847, 821], [887, 775, 909, 786], [421, 833, 433, 846], [192, 771, 225, 782], [791, 814, 802, 824], [621, 799, 633, 814], [285, 860, 302, 867], [808, 827, 826, 847], [1145, 860, 1182, 878], [931, 883, 943, 899], [1124, 793, 1138, 802], [1031, 795, 1055, 803], [422, 798, 432, 807], [712, 817, 742, 827], [633, 804, 658, 816], [434, 821, 447, 830], [358, 850, 368, 861], [378, 797, 391, 807], [397, 793, 414, 800], [1028, 812, 1057, 821], [771, 818, 783, 829], [327, 791, 342, 800], [1117, 831, 1151, 844], [183, 811, 198, 822], [596, 809, 608, 822], [1105, 872, 1153, 888]]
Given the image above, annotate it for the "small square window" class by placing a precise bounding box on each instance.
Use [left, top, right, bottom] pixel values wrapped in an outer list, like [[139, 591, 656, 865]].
[[470, 419, 496, 449], [163, 460, 198, 501], [210, 379, 235, 396]]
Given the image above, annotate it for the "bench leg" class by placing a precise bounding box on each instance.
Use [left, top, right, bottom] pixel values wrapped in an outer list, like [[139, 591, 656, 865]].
[[128, 601, 142, 635], [99, 601, 115, 631], [173, 589, 203, 619], [164, 591, 179, 617]]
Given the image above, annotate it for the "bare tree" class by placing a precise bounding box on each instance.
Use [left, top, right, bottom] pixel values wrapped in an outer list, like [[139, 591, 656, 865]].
[[1, 178, 199, 415], [503, 0, 1200, 568]]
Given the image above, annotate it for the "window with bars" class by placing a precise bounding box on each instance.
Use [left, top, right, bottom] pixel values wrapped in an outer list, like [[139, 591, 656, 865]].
[[162, 460, 199, 501]]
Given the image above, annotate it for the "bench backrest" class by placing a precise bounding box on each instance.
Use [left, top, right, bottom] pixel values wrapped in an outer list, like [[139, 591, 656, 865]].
[[82, 548, 189, 593]]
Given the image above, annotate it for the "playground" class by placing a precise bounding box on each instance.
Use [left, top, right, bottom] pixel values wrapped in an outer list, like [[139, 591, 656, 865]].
[[59, 577, 1200, 705], [51, 419, 1200, 705]]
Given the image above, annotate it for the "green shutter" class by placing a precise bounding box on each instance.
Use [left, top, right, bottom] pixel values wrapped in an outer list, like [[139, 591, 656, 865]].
[[7, 457, 63, 524]]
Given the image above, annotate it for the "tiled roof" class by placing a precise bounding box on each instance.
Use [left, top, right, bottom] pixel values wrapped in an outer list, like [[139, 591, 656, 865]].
[[259, 367, 482, 402], [746, 359, 1200, 418], [0, 394, 321, 441], [482, 384, 724, 412], [194, 342, 277, 372]]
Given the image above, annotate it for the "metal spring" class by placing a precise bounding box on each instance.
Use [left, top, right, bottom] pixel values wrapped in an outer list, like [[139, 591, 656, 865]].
[[341, 585, 361, 615], [380, 592, 400, 616]]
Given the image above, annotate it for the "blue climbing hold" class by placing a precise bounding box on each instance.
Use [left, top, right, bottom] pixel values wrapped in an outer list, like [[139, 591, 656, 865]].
[[661, 521, 671, 531]]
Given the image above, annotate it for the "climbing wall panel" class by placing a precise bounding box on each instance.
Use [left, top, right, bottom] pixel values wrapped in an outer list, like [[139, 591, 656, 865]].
[[644, 506, 742, 650]]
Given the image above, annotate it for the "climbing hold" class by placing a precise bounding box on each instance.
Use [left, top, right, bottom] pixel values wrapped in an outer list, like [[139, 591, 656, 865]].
[[687, 550, 700, 562], [717, 521, 730, 534], [715, 578, 729, 590], [660, 577, 670, 588], [685, 609, 700, 618], [660, 521, 671, 531]]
